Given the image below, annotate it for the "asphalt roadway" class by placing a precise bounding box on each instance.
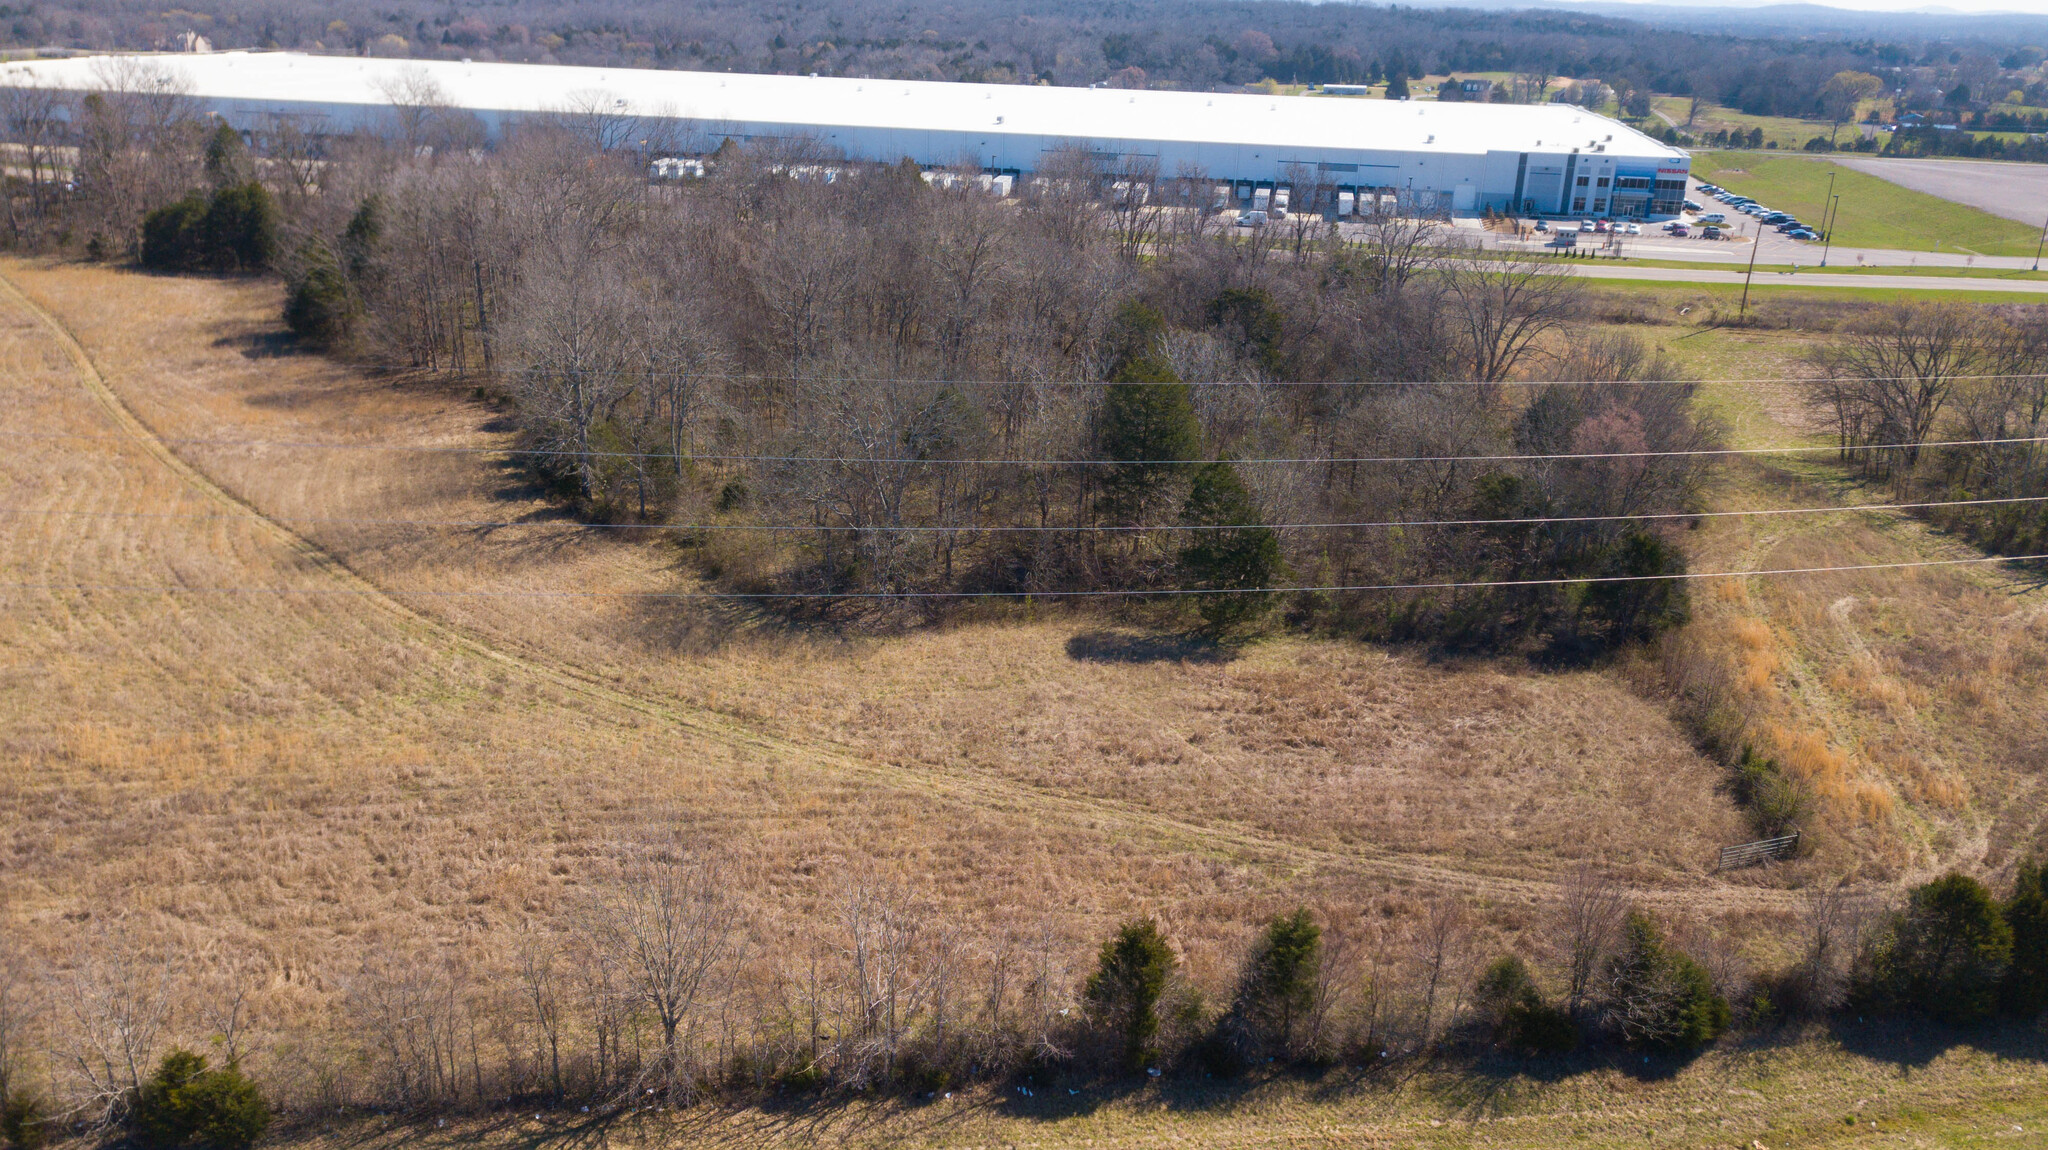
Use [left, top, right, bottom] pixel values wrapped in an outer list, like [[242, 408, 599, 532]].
[[1800, 156, 2048, 230], [1567, 262, 2048, 294], [1468, 219, 2045, 271]]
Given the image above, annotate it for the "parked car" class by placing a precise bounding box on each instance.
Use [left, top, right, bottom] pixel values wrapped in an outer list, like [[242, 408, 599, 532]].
[[1702, 226, 1722, 239], [1669, 225, 1691, 237], [1662, 220, 1685, 232], [1235, 210, 1266, 227], [1593, 219, 1610, 233], [1786, 228, 1819, 240], [1581, 219, 1597, 231], [1683, 199, 1702, 211], [1623, 222, 1641, 235], [1696, 212, 1727, 224], [1533, 218, 1549, 232]]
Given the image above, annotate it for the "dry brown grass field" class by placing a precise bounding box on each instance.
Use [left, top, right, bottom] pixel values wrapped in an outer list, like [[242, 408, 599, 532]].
[[3, 258, 2046, 1145]]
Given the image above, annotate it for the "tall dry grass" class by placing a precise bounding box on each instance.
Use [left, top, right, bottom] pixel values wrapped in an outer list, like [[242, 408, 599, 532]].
[[12, 259, 2041, 1127]]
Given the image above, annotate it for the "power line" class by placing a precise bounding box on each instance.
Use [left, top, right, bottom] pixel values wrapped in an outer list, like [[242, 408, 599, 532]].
[[481, 366, 2048, 389], [10, 428, 2048, 466], [6, 493, 2046, 534], [5, 553, 2043, 600]]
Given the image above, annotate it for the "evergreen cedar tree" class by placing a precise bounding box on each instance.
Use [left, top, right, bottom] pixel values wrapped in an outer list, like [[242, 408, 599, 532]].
[[141, 184, 280, 274], [2006, 860, 2048, 1018], [286, 197, 383, 349], [1205, 288, 1284, 375], [0, 1094, 48, 1150], [1602, 912, 1730, 1052], [204, 122, 256, 187], [1085, 918, 1177, 1072], [1857, 872, 2013, 1023], [1463, 471, 1688, 651], [1178, 459, 1282, 635], [135, 1050, 271, 1150], [1094, 302, 1201, 525], [283, 240, 354, 348], [1230, 908, 1321, 1057], [1474, 955, 1578, 1054]]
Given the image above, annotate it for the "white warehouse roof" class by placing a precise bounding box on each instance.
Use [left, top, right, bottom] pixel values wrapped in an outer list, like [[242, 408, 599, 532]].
[[6, 51, 1684, 166]]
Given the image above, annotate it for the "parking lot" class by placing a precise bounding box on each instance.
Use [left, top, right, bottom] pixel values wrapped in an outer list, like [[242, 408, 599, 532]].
[[1469, 174, 2044, 269]]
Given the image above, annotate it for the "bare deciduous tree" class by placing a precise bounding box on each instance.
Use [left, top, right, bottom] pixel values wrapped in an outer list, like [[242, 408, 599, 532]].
[[515, 929, 566, 1102], [834, 878, 927, 1085], [0, 77, 70, 245], [1411, 899, 1469, 1043], [1809, 301, 2009, 482], [61, 943, 172, 1128], [1787, 884, 1876, 1015], [0, 937, 34, 1116], [1442, 255, 1583, 387], [590, 851, 745, 1103], [1555, 864, 1627, 1017]]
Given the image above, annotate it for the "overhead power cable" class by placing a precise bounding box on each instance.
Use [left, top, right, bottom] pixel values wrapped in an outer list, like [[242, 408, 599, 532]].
[[5, 553, 2044, 601], [6, 493, 2047, 534], [479, 366, 2048, 389], [10, 428, 2048, 466]]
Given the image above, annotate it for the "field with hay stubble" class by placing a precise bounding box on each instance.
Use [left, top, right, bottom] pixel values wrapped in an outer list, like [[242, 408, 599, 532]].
[[3, 258, 2048, 1145]]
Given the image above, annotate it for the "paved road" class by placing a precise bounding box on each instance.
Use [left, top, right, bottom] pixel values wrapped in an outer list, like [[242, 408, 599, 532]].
[[1569, 262, 2048, 294], [1479, 229, 2044, 270]]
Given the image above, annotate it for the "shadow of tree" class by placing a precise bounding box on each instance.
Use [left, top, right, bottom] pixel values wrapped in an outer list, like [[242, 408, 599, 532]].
[[1064, 629, 1235, 665], [1825, 1015, 2048, 1071]]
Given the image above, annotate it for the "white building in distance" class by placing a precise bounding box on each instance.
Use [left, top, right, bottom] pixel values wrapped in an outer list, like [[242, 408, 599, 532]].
[[5, 51, 1692, 218]]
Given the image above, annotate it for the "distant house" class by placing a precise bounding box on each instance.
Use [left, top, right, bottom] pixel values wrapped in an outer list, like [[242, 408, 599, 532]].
[[1435, 76, 1492, 103]]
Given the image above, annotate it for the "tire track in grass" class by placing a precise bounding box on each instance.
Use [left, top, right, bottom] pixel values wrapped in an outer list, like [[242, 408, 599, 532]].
[[0, 264, 1803, 914]]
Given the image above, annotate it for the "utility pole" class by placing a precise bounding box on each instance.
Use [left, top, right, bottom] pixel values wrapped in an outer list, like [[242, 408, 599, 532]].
[[2034, 207, 2047, 272], [1739, 216, 1761, 321], [1818, 167, 1836, 235], [1820, 193, 1841, 267]]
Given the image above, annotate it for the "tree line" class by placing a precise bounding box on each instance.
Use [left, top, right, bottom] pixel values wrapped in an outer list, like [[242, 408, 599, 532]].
[[234, 117, 1711, 652], [1807, 301, 2048, 559], [1, 857, 2043, 1145]]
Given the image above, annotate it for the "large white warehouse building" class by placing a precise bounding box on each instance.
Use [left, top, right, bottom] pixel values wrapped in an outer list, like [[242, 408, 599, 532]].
[[6, 52, 1692, 218]]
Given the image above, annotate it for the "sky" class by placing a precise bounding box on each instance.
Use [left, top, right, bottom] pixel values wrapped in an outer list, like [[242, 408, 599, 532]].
[[1594, 0, 2046, 12]]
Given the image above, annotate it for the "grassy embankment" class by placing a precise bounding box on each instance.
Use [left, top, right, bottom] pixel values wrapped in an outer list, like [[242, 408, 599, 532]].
[[1651, 97, 1887, 151]]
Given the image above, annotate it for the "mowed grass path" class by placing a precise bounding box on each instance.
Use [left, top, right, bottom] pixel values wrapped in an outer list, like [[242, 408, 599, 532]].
[[1691, 150, 2044, 257]]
